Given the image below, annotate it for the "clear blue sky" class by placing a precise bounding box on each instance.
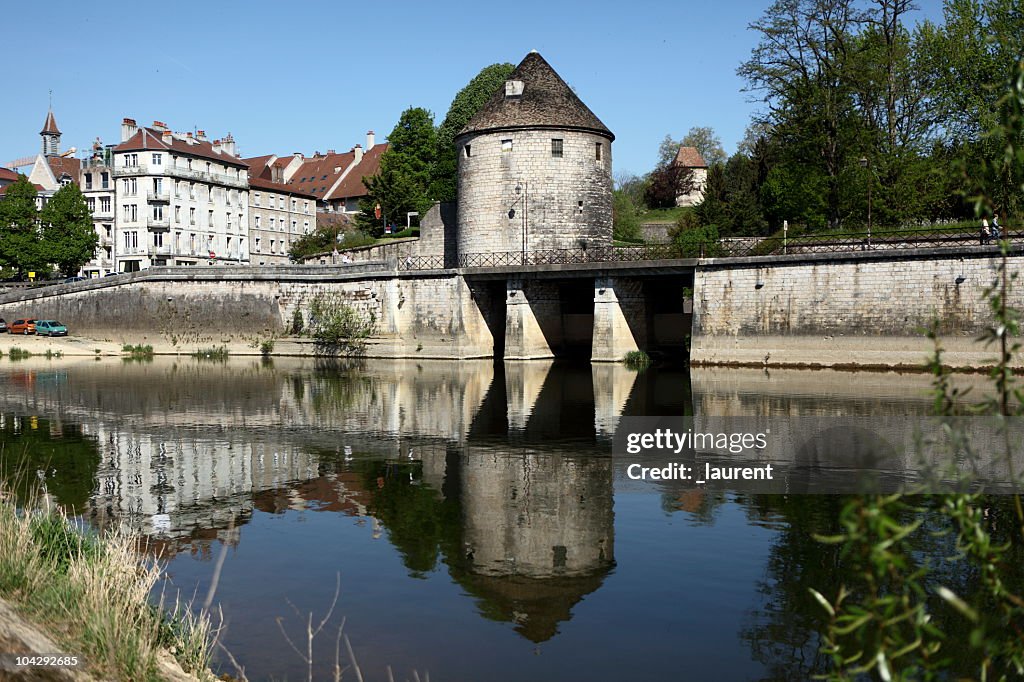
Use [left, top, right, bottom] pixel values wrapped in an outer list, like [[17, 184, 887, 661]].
[[3, 0, 945, 179]]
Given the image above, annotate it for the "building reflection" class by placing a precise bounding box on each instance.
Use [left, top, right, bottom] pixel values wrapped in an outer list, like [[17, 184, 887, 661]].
[[0, 357, 625, 643]]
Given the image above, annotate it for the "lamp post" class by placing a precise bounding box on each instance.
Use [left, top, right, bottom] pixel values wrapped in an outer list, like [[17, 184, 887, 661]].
[[509, 182, 528, 264], [859, 157, 872, 247]]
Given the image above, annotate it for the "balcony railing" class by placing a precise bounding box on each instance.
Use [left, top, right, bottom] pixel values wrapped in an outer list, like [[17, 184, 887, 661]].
[[112, 164, 149, 177], [146, 217, 170, 229], [147, 190, 170, 201]]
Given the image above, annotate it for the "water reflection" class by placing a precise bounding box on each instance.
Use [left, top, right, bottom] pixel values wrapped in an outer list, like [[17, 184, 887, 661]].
[[0, 358, 993, 681]]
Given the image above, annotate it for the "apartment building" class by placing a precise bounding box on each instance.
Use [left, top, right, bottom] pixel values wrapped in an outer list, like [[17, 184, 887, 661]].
[[244, 157, 318, 264], [79, 140, 116, 276], [112, 119, 249, 271]]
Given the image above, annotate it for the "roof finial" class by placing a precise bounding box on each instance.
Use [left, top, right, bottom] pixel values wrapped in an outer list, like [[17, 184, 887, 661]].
[[48, 89, 52, 109]]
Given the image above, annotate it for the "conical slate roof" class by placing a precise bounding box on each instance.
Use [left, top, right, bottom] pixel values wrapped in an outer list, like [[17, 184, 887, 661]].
[[456, 52, 613, 141], [40, 109, 60, 135]]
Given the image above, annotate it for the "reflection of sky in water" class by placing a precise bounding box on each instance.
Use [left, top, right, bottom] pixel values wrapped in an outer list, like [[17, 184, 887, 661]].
[[0, 358, 978, 681]]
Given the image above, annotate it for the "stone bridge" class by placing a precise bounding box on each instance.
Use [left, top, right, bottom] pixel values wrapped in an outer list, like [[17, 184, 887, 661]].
[[0, 239, 1021, 368]]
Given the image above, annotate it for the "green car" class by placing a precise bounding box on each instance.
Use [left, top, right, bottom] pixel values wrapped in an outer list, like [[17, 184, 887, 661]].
[[35, 320, 68, 337]]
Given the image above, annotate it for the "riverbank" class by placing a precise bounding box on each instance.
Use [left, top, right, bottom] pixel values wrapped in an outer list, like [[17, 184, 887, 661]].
[[0, 488, 216, 681]]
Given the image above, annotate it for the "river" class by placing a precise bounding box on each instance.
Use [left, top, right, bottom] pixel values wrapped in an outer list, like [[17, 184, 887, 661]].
[[0, 356, 1005, 681]]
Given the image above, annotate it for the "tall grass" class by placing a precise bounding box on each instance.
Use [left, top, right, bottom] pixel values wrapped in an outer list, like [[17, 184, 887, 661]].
[[0, 485, 217, 681]]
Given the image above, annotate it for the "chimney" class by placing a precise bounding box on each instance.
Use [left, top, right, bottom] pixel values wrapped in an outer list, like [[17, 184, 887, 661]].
[[121, 117, 138, 142], [292, 152, 303, 162], [186, 132, 196, 145], [152, 120, 167, 132], [327, 149, 335, 155], [353, 144, 363, 163], [196, 130, 207, 141], [222, 133, 236, 157], [212, 139, 222, 153], [161, 130, 173, 144], [366, 130, 375, 150]]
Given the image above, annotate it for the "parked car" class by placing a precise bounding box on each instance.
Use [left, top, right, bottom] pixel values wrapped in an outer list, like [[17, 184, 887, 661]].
[[0, 318, 6, 333], [9, 319, 36, 334], [63, 276, 87, 284], [35, 320, 68, 337]]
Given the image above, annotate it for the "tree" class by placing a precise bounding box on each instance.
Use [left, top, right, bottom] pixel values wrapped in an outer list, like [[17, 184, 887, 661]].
[[0, 174, 47, 278], [358, 107, 438, 236], [612, 189, 642, 242], [739, 0, 867, 228], [682, 126, 728, 167], [643, 164, 694, 209], [656, 133, 681, 169], [39, 183, 98, 277], [430, 63, 515, 202]]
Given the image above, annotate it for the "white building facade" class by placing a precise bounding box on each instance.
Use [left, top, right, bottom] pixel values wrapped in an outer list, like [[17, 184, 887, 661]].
[[112, 119, 249, 271]]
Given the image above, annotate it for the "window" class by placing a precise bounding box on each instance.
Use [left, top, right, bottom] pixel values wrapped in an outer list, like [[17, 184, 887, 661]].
[[255, 237, 261, 252], [208, 210, 214, 228], [153, 178, 163, 195], [551, 139, 563, 158], [270, 239, 276, 253], [291, 198, 297, 211], [87, 198, 96, 212], [501, 139, 513, 153], [152, 205, 164, 220], [304, 201, 309, 214], [270, 218, 275, 230], [464, 144, 471, 158], [154, 231, 164, 247], [303, 220, 310, 234], [123, 231, 138, 249], [578, 200, 584, 215], [100, 197, 111, 213], [175, 205, 181, 222], [596, 143, 602, 161], [85, 174, 93, 190], [101, 172, 109, 189], [189, 207, 196, 225], [189, 183, 196, 199], [255, 216, 261, 229], [291, 220, 297, 232], [254, 192, 261, 207], [152, 153, 162, 166]]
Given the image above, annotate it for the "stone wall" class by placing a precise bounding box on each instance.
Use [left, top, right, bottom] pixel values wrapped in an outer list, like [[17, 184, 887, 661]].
[[691, 250, 1024, 368], [456, 129, 612, 256], [0, 266, 494, 359]]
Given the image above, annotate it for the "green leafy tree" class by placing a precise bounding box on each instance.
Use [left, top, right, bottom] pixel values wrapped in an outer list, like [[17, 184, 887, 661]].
[[656, 133, 681, 169], [682, 126, 728, 167], [39, 183, 98, 277], [612, 189, 642, 242], [358, 107, 437, 236], [431, 63, 515, 202], [0, 174, 47, 278]]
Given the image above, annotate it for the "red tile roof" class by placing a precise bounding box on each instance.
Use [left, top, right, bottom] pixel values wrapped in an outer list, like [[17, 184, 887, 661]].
[[248, 175, 318, 198], [286, 151, 355, 200], [40, 110, 60, 135], [242, 155, 275, 181], [47, 156, 81, 182], [326, 144, 388, 201], [0, 167, 18, 182], [673, 146, 707, 168], [114, 127, 248, 168]]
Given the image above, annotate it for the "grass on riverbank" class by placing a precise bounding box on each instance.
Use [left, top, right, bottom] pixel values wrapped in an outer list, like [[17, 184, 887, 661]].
[[0, 484, 217, 681]]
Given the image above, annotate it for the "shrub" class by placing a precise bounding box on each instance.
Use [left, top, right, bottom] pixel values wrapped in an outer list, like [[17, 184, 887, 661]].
[[622, 350, 652, 370], [307, 294, 377, 355]]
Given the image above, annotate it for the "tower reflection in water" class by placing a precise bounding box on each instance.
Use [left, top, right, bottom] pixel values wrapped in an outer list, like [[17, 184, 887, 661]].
[[0, 358, 689, 643]]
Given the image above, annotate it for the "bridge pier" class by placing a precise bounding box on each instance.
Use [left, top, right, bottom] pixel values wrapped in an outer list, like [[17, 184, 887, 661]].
[[591, 276, 646, 362], [504, 279, 561, 360]]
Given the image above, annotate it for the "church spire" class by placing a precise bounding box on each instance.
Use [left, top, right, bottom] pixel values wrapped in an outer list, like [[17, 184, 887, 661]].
[[40, 104, 61, 156]]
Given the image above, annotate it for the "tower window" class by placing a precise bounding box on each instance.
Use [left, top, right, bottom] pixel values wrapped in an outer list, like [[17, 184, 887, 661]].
[[464, 144, 472, 158], [596, 143, 602, 161], [551, 139, 563, 158], [501, 139, 513, 153]]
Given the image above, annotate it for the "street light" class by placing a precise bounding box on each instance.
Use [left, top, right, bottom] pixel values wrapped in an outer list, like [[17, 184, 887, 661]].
[[859, 157, 872, 247]]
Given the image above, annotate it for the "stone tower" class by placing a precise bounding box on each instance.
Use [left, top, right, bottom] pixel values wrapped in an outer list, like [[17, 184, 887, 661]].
[[41, 109, 61, 156], [454, 52, 614, 261]]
